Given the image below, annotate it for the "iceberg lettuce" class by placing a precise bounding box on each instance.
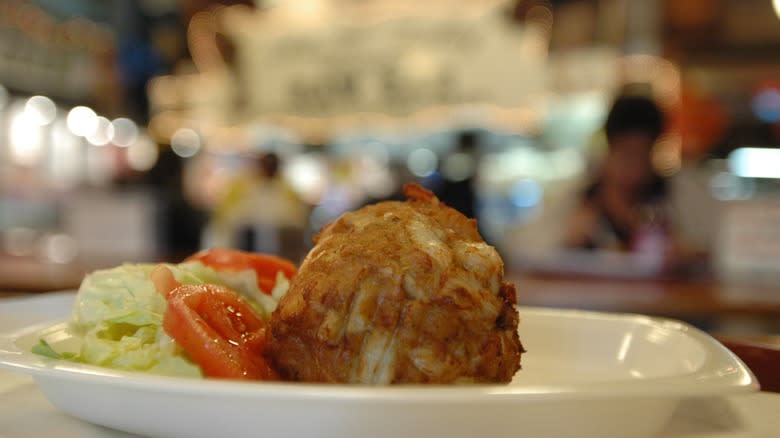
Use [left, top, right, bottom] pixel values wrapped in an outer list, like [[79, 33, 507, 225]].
[[62, 261, 288, 377]]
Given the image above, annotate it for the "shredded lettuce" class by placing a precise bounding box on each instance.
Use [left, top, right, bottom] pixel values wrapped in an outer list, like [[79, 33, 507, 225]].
[[35, 261, 290, 378]]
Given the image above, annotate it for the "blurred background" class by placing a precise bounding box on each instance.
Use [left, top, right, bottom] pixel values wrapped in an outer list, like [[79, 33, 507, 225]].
[[1, 0, 780, 332]]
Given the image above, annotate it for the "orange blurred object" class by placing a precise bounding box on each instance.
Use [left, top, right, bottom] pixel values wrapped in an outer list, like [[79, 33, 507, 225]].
[[668, 85, 730, 160]]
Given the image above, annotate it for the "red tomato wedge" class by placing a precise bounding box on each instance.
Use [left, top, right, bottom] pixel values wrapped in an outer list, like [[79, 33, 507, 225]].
[[164, 284, 279, 380], [184, 248, 297, 294], [152, 266, 278, 380]]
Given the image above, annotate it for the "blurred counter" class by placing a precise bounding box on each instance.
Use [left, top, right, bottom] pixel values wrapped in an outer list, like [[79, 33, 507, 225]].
[[0, 255, 85, 293], [0, 254, 157, 294], [510, 272, 780, 332]]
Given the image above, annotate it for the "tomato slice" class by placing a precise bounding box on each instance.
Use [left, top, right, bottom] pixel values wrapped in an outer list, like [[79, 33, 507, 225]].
[[162, 283, 279, 380], [184, 248, 297, 294]]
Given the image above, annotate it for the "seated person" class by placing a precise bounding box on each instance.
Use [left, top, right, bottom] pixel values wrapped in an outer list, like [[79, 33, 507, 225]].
[[564, 94, 670, 253]]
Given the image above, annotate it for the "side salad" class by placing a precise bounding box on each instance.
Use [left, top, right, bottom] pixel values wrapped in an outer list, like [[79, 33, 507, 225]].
[[34, 248, 295, 380]]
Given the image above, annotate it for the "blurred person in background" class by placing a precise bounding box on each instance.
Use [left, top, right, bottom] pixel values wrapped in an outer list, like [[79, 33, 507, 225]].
[[207, 152, 307, 261], [563, 94, 682, 265], [150, 150, 208, 261], [437, 130, 480, 220]]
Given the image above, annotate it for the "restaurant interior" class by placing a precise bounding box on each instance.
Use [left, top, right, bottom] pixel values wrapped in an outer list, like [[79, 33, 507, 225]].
[[3, 1, 780, 436], [1, 0, 780, 392]]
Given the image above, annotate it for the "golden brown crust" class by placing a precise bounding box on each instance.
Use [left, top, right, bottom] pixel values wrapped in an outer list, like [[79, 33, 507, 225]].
[[269, 184, 523, 383], [402, 182, 436, 202]]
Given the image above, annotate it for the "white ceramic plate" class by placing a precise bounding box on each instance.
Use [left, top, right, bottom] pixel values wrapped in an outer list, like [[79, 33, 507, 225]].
[[0, 299, 757, 438]]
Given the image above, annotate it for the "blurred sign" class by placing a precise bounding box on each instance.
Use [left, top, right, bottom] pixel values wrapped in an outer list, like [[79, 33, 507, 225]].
[[228, 2, 548, 130]]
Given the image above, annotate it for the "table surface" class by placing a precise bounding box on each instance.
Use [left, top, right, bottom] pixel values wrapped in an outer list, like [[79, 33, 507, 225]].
[[508, 273, 780, 320], [1, 292, 780, 438]]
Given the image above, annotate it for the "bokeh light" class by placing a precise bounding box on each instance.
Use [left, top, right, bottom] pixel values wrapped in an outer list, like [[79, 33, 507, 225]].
[[526, 2, 554, 37], [651, 135, 682, 177], [407, 148, 438, 177], [9, 105, 44, 167], [728, 147, 780, 179], [66, 106, 98, 137], [751, 87, 780, 123], [710, 171, 754, 201], [24, 95, 56, 126], [111, 118, 139, 147], [354, 153, 395, 199], [127, 134, 159, 171], [510, 179, 543, 208], [442, 152, 474, 182], [171, 128, 201, 157], [282, 153, 327, 204], [40, 233, 79, 264], [86, 116, 115, 146]]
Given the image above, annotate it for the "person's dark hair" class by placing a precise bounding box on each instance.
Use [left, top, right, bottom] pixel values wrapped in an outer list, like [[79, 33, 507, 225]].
[[456, 130, 479, 153], [259, 152, 280, 178], [605, 95, 665, 143]]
